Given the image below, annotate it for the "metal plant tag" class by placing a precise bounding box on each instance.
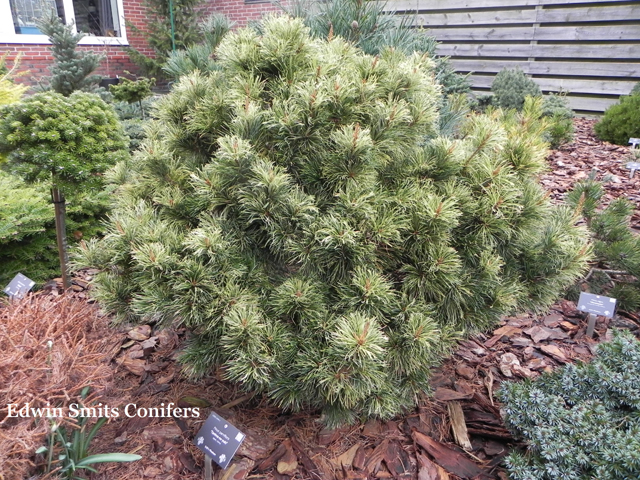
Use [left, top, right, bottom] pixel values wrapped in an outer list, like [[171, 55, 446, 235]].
[[3, 273, 36, 299], [194, 411, 246, 469], [577, 292, 616, 318]]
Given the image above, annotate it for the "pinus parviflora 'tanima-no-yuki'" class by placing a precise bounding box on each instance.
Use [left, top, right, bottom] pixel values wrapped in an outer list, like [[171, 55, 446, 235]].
[[76, 16, 590, 425]]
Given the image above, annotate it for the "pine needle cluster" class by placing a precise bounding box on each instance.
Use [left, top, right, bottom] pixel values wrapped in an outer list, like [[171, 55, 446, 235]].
[[288, 0, 470, 95], [500, 330, 640, 480], [76, 16, 589, 424]]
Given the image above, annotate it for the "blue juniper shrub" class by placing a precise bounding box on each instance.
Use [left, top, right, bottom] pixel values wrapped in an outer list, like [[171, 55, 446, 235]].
[[499, 330, 640, 480]]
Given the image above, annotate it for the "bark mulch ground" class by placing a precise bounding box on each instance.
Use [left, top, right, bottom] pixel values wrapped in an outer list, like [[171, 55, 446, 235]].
[[2, 118, 639, 480]]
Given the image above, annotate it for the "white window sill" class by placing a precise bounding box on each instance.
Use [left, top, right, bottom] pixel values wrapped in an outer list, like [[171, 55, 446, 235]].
[[0, 34, 128, 46]]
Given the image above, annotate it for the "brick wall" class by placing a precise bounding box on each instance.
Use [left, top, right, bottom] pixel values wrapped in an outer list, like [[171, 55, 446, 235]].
[[2, 0, 287, 87], [203, 0, 286, 27], [2, 0, 152, 87]]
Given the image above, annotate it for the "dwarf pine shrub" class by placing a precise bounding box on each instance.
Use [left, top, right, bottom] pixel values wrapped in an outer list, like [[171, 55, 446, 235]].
[[541, 93, 574, 148], [76, 16, 590, 424], [565, 179, 640, 312], [500, 330, 640, 480]]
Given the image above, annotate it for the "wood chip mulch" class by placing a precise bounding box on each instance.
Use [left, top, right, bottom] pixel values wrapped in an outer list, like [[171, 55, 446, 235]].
[[540, 117, 640, 229], [4, 118, 640, 480]]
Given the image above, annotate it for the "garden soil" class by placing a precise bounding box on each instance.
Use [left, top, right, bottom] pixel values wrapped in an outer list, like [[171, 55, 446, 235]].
[[1, 118, 639, 480]]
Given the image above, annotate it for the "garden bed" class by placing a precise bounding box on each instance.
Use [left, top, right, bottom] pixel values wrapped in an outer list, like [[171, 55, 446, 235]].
[[1, 118, 639, 480]]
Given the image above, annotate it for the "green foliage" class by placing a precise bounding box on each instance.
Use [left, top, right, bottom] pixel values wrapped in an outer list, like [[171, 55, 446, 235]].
[[121, 119, 148, 153], [109, 76, 155, 105], [112, 95, 155, 153], [0, 53, 27, 107], [491, 68, 541, 111], [125, 0, 205, 77], [630, 82, 640, 96], [77, 16, 589, 424], [469, 93, 494, 113], [566, 178, 640, 312], [38, 391, 141, 479], [37, 12, 104, 96], [0, 92, 126, 284], [594, 94, 640, 146], [287, 0, 470, 95], [0, 54, 27, 165], [0, 171, 111, 286], [112, 95, 156, 153], [542, 93, 574, 148], [0, 91, 128, 191], [163, 13, 233, 79], [499, 330, 640, 480], [113, 97, 155, 120], [109, 76, 155, 121]]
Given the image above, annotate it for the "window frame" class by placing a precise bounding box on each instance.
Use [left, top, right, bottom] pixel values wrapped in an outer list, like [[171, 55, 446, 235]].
[[0, 0, 128, 45]]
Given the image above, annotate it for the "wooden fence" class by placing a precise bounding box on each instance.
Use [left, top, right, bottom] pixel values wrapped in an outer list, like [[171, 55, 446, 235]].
[[385, 0, 640, 114]]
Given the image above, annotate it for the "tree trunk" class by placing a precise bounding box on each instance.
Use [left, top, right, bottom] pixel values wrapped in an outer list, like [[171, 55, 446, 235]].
[[51, 187, 70, 290]]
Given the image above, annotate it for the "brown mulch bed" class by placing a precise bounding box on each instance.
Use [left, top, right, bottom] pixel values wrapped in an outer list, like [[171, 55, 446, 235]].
[[2, 118, 639, 480], [540, 117, 640, 229]]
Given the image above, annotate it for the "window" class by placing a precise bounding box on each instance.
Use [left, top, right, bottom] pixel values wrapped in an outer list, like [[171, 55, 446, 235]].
[[0, 0, 127, 44]]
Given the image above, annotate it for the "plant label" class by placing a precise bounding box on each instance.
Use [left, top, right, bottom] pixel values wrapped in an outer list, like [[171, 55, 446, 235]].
[[194, 411, 245, 469], [577, 292, 616, 318], [626, 162, 640, 178], [629, 138, 640, 148], [3, 273, 35, 299]]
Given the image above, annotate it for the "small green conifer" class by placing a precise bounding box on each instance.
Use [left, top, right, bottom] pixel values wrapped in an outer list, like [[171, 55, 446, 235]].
[[37, 12, 104, 96]]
